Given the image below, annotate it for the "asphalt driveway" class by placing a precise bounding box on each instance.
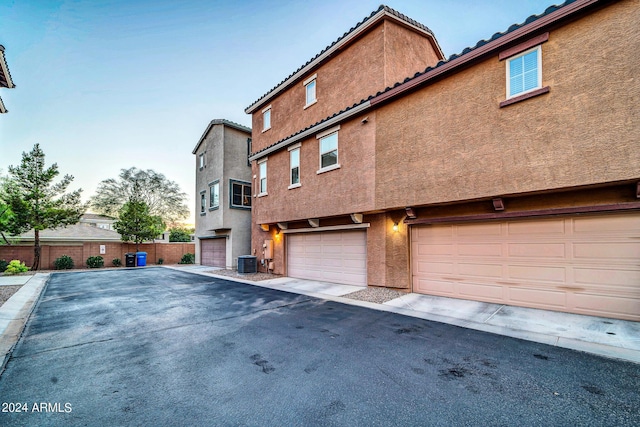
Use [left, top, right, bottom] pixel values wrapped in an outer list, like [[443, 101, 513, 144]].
[[0, 268, 638, 426]]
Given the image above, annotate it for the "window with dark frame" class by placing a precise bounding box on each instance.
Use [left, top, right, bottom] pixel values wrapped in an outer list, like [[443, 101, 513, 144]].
[[230, 180, 251, 208], [200, 192, 206, 214], [209, 181, 219, 209]]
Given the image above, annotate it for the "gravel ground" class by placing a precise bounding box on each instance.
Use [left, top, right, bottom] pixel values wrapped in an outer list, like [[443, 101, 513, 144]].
[[208, 269, 283, 281], [0, 285, 22, 307], [344, 286, 406, 304]]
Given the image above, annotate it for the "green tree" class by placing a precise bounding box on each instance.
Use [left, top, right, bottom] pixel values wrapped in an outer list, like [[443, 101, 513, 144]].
[[91, 167, 189, 224], [4, 144, 85, 270], [169, 226, 193, 242], [0, 173, 15, 245], [114, 198, 165, 252]]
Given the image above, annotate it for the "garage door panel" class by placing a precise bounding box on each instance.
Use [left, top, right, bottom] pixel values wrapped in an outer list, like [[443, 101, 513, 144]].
[[508, 265, 566, 283], [412, 211, 640, 321], [459, 244, 502, 257], [458, 263, 502, 279], [508, 243, 566, 259], [458, 282, 504, 300], [415, 278, 456, 295], [457, 222, 502, 237], [509, 287, 567, 308], [415, 261, 453, 275], [201, 239, 226, 267], [507, 219, 565, 235], [574, 267, 640, 289], [573, 242, 640, 260], [573, 293, 640, 317], [287, 231, 366, 286]]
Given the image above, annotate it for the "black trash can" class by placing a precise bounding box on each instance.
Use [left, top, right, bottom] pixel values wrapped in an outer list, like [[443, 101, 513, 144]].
[[237, 255, 257, 274], [125, 253, 136, 267]]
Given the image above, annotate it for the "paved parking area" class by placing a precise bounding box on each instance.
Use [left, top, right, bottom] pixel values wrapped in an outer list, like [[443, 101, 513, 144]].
[[0, 268, 638, 426]]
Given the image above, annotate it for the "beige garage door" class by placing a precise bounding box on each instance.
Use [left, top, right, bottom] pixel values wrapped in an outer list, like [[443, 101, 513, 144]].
[[287, 230, 367, 286], [201, 238, 226, 267], [411, 212, 640, 321]]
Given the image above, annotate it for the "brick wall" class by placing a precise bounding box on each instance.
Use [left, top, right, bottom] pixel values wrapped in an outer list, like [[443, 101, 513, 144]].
[[0, 242, 195, 270]]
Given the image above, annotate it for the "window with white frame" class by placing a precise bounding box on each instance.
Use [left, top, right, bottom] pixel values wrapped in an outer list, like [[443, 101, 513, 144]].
[[209, 181, 219, 209], [507, 46, 541, 98], [200, 192, 206, 214], [262, 106, 271, 131], [289, 146, 300, 187], [230, 180, 251, 209], [258, 160, 267, 194], [199, 153, 205, 170], [304, 74, 317, 108], [317, 127, 339, 172]]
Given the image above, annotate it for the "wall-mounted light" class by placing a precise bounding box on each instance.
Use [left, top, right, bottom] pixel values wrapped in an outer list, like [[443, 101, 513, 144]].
[[392, 223, 399, 232]]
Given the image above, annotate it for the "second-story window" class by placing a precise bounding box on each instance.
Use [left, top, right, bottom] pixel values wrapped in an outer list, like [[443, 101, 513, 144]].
[[262, 106, 271, 131], [200, 192, 206, 214], [199, 153, 205, 170], [507, 46, 541, 98], [258, 160, 267, 195], [304, 74, 317, 108], [289, 145, 300, 188], [317, 126, 340, 173], [209, 181, 219, 209]]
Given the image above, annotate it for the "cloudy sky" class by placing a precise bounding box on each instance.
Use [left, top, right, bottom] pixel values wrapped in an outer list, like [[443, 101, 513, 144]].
[[0, 0, 553, 224]]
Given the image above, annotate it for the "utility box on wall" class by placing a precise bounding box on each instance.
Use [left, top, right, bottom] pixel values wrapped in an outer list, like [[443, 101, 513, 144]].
[[263, 239, 273, 260]]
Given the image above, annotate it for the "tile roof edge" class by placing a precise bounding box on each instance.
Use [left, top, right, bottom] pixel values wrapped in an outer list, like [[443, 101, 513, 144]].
[[370, 0, 597, 106], [0, 46, 15, 89], [244, 4, 440, 114]]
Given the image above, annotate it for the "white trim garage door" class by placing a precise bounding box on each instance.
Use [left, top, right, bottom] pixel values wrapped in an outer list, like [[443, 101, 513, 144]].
[[287, 230, 367, 286], [411, 212, 640, 321], [201, 238, 226, 267]]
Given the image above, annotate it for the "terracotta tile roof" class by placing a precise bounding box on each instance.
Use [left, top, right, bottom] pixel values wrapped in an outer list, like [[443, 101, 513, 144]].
[[249, 0, 590, 160], [244, 5, 442, 114]]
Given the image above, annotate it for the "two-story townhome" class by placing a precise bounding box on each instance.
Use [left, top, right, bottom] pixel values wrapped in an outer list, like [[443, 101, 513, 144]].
[[0, 44, 15, 113], [247, 0, 639, 321], [193, 119, 252, 268]]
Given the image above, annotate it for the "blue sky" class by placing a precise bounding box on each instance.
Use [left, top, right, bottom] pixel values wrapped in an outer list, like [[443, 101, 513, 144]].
[[0, 0, 553, 224]]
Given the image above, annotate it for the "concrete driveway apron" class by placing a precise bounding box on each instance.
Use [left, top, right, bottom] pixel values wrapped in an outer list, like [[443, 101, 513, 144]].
[[0, 268, 638, 426]]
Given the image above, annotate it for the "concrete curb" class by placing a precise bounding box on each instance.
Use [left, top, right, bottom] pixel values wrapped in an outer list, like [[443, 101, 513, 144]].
[[0, 273, 50, 372], [165, 266, 640, 364]]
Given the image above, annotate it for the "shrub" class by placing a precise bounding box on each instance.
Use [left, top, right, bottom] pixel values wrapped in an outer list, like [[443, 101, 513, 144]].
[[4, 260, 29, 275], [0, 259, 8, 273], [179, 253, 195, 264], [112, 258, 122, 267], [86, 256, 104, 268], [157, 258, 164, 265], [54, 255, 74, 270]]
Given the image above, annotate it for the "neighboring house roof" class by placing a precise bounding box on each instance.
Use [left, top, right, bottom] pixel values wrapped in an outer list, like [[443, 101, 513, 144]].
[[0, 44, 15, 114], [192, 118, 252, 154], [81, 213, 116, 221], [16, 224, 122, 242], [249, 0, 596, 161], [244, 5, 444, 114]]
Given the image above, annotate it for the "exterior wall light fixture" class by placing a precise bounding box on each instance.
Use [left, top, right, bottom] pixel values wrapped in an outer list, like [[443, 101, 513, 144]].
[[392, 223, 399, 232]]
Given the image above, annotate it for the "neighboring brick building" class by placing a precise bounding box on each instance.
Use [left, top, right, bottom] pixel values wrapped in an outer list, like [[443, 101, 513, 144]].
[[246, 0, 640, 321], [193, 119, 252, 268]]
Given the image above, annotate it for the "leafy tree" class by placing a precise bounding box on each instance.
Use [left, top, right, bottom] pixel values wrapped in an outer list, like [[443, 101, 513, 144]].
[[169, 226, 193, 242], [0, 174, 15, 245], [91, 167, 189, 224], [4, 144, 86, 270], [114, 197, 165, 252]]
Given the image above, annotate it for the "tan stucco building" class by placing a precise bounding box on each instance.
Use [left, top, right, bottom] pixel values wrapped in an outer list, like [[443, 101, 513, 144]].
[[246, 0, 640, 321]]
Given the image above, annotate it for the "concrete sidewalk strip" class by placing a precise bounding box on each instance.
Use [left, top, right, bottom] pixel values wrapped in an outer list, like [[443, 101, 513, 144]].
[[0, 275, 33, 286], [0, 273, 49, 367]]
